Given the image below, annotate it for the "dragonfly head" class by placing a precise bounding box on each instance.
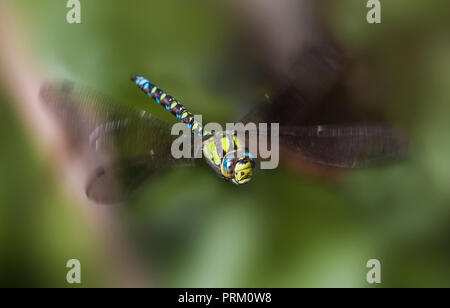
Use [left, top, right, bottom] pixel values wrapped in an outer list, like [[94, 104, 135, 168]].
[[221, 151, 256, 185]]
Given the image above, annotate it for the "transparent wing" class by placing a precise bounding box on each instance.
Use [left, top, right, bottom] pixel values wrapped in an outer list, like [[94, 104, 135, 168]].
[[236, 1, 387, 128], [233, 1, 409, 171], [278, 125, 409, 168], [40, 81, 194, 203], [238, 124, 408, 168], [86, 154, 193, 204]]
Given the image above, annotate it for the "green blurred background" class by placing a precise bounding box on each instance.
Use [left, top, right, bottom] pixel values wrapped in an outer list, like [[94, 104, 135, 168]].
[[1, 0, 450, 287]]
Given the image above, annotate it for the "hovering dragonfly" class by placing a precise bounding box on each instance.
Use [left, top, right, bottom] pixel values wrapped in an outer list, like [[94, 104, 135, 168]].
[[40, 71, 408, 204], [39, 2, 409, 204], [132, 74, 408, 180]]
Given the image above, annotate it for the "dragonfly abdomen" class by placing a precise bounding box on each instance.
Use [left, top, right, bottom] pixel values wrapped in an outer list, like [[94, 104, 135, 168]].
[[132, 75, 205, 137]]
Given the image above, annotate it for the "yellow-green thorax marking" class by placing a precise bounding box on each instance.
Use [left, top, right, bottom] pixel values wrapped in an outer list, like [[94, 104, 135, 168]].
[[202, 131, 255, 184]]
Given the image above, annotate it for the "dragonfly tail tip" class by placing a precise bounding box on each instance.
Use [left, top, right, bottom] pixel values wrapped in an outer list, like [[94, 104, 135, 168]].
[[131, 74, 142, 82]]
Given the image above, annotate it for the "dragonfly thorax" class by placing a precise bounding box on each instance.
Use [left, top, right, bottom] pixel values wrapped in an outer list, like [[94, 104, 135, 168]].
[[202, 131, 255, 184]]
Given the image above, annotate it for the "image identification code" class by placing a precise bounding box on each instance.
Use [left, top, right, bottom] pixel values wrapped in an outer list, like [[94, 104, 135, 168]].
[[178, 292, 272, 305]]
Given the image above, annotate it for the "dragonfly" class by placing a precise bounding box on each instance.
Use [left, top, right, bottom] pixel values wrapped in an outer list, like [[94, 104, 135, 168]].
[[40, 70, 408, 204]]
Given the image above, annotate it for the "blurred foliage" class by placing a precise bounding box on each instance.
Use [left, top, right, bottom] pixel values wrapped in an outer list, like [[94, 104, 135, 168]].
[[1, 0, 450, 287], [0, 89, 108, 287]]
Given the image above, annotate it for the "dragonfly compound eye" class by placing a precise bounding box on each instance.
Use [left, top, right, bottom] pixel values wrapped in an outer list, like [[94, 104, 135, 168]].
[[233, 159, 254, 185], [221, 155, 237, 179]]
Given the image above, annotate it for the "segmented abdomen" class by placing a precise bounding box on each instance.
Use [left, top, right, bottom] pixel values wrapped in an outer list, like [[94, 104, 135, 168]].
[[133, 75, 205, 137]]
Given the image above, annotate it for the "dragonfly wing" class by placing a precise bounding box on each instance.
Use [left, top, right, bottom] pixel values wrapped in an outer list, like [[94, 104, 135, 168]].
[[234, 2, 409, 172], [235, 0, 349, 126], [239, 43, 347, 126], [277, 125, 409, 168], [232, 0, 344, 93], [236, 1, 389, 127], [84, 118, 195, 203], [86, 155, 193, 204], [40, 81, 194, 203]]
